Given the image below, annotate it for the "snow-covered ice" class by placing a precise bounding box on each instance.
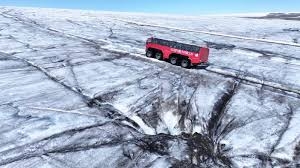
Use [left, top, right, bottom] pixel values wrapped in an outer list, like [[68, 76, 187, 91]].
[[0, 6, 300, 167]]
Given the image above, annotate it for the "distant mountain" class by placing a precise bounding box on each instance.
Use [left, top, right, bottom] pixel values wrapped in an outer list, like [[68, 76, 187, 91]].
[[245, 12, 300, 21]]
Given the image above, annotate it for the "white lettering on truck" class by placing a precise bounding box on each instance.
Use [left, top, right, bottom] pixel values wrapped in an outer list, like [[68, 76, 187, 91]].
[[171, 48, 193, 55]]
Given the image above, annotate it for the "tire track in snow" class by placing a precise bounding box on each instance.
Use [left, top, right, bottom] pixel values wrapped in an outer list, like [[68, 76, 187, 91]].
[[99, 45, 300, 97], [117, 18, 300, 66], [116, 19, 300, 47]]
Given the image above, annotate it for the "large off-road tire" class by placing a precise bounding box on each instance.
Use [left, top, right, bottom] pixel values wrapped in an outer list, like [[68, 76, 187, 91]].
[[146, 50, 153, 57], [180, 58, 191, 68], [169, 56, 178, 65], [155, 52, 163, 60]]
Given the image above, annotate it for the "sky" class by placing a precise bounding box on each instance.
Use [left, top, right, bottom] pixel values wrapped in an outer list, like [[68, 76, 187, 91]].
[[0, 0, 299, 15]]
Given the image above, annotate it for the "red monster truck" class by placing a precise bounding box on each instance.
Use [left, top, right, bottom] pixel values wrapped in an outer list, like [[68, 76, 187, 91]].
[[146, 37, 209, 68]]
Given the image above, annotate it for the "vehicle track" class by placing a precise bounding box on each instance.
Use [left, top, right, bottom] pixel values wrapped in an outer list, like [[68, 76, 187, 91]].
[[117, 19, 300, 66], [116, 19, 300, 47]]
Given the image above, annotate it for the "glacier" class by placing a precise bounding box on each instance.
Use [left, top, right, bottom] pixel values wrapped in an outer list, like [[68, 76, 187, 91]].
[[0, 6, 300, 168]]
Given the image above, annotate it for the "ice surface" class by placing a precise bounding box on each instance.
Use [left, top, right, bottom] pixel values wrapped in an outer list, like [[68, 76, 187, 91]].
[[0, 6, 300, 167]]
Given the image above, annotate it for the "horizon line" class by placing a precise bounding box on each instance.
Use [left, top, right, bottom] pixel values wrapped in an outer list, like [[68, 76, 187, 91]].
[[1, 5, 299, 17]]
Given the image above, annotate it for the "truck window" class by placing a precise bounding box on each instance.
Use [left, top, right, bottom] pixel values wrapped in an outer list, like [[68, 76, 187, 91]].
[[151, 38, 200, 53], [152, 38, 157, 44], [174, 43, 182, 50], [169, 41, 176, 48], [161, 39, 168, 46]]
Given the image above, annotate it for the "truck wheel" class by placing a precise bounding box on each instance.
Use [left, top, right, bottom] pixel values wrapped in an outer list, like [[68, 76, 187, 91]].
[[146, 50, 153, 57], [170, 56, 178, 65], [181, 58, 190, 68], [155, 52, 163, 60]]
